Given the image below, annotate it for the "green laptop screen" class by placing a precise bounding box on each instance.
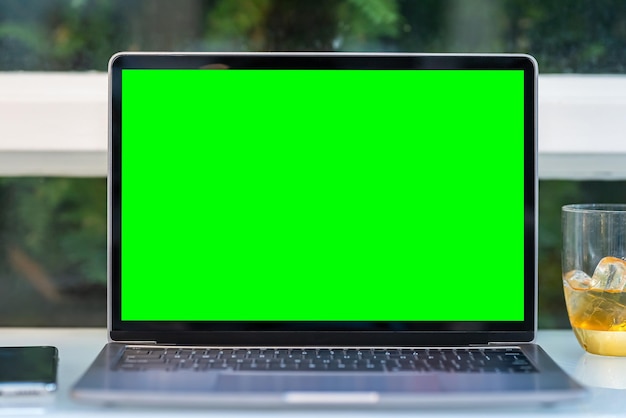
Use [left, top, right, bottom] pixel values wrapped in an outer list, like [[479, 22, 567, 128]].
[[120, 69, 525, 321]]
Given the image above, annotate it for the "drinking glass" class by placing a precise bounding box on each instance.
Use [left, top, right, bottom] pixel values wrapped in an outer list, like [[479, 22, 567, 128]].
[[562, 204, 626, 356]]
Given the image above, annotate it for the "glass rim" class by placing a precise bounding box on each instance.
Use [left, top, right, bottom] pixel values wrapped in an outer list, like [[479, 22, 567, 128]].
[[562, 203, 626, 213]]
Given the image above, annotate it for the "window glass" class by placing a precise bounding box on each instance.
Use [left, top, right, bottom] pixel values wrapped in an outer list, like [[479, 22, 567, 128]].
[[2, 178, 623, 327], [538, 181, 626, 328], [0, 178, 106, 326], [1, 0, 625, 72], [1, 1, 625, 326]]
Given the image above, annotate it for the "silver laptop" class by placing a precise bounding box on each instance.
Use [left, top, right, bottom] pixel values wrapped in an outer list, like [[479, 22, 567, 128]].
[[71, 52, 586, 408]]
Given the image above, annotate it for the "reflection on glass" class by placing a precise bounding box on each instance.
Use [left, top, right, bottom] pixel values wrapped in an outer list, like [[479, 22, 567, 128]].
[[0, 0, 625, 72], [0, 178, 106, 326], [1, 1, 626, 325]]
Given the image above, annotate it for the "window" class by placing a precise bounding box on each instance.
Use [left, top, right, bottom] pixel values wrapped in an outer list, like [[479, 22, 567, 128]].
[[1, 0, 625, 326]]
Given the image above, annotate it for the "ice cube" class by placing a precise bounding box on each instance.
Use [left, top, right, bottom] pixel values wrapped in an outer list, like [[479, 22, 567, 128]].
[[564, 258, 626, 342], [564, 285, 626, 332], [564, 269, 592, 290], [591, 256, 626, 291]]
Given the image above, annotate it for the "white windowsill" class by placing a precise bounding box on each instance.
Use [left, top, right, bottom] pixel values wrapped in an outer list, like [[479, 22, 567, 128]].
[[1, 72, 625, 179], [0, 72, 107, 176], [538, 74, 626, 179]]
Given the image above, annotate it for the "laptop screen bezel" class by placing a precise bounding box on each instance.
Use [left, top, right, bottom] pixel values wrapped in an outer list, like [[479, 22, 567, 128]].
[[108, 53, 538, 345]]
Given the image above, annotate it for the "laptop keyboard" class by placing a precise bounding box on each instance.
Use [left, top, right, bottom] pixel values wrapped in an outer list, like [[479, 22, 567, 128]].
[[115, 347, 537, 373]]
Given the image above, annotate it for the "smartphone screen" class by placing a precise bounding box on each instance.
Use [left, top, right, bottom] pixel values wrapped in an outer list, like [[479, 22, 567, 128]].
[[0, 346, 58, 395]]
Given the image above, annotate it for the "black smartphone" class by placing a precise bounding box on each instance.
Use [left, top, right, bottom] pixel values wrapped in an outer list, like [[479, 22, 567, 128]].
[[0, 346, 58, 396]]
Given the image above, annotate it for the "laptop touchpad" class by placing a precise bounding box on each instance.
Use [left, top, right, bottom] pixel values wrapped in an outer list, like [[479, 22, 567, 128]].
[[216, 374, 441, 393]]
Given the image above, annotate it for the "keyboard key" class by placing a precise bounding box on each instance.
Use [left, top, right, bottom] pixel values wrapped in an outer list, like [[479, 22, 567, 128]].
[[115, 347, 537, 374]]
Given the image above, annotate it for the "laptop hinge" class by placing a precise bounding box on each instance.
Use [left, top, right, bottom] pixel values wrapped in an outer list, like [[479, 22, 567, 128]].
[[475, 342, 525, 347]]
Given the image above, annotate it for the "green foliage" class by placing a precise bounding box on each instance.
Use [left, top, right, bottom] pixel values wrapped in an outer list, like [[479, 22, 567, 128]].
[[0, 0, 126, 70], [0, 178, 106, 285], [342, 0, 400, 37], [537, 181, 581, 328], [537, 181, 626, 328], [348, 0, 398, 27], [503, 0, 626, 72], [334, 0, 400, 50], [205, 0, 272, 50], [0, 23, 46, 54], [204, 0, 401, 51], [209, 0, 271, 37], [2, 1, 626, 326], [2, 0, 626, 71]]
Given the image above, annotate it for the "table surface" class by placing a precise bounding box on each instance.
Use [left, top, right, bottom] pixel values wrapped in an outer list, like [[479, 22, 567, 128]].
[[0, 328, 622, 417]]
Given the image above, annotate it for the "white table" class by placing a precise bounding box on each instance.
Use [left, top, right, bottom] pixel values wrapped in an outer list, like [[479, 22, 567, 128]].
[[0, 328, 621, 417]]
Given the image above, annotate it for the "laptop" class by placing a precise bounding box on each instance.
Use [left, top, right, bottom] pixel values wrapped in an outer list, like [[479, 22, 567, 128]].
[[71, 52, 586, 408]]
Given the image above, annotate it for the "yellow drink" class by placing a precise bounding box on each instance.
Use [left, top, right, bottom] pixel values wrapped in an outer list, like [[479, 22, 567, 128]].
[[564, 276, 626, 356]]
